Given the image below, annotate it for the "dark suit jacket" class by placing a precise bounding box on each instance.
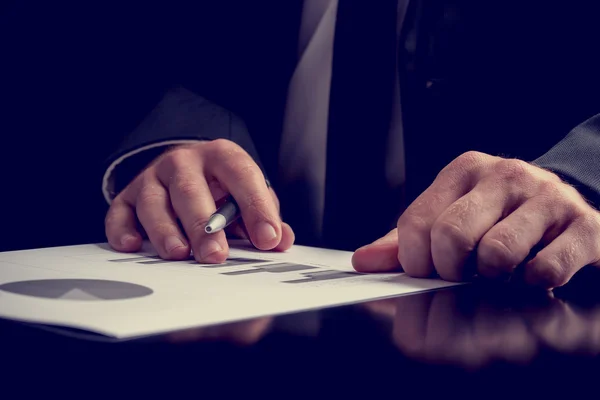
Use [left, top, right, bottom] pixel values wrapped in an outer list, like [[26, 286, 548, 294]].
[[2, 1, 600, 251]]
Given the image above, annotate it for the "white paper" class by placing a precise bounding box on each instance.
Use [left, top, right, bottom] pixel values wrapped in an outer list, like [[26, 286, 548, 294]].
[[0, 240, 459, 339]]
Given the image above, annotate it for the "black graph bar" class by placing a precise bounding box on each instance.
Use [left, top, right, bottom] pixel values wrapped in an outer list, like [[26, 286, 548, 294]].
[[264, 263, 317, 273], [221, 269, 264, 276], [228, 257, 270, 263], [109, 256, 160, 263], [196, 258, 271, 268], [139, 259, 190, 265], [221, 263, 317, 276], [282, 271, 363, 284], [182, 260, 232, 267]]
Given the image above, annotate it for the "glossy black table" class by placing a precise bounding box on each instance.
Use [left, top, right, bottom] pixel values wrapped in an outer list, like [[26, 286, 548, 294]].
[[3, 267, 600, 398]]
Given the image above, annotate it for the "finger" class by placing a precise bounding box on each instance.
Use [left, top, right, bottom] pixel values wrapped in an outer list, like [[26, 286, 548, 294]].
[[158, 162, 229, 264], [397, 152, 491, 278], [352, 229, 401, 272], [524, 215, 600, 289], [131, 177, 191, 260], [275, 222, 295, 251], [476, 197, 561, 280], [223, 188, 284, 240], [205, 140, 282, 250], [268, 187, 294, 251], [226, 221, 294, 252], [430, 176, 523, 281], [269, 187, 281, 213], [105, 197, 143, 252]]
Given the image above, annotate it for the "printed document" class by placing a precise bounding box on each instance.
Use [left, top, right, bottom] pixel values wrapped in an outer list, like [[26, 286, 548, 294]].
[[0, 240, 459, 339]]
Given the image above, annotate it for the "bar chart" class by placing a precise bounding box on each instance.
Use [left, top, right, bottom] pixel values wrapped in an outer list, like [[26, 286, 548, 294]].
[[107, 255, 364, 285]]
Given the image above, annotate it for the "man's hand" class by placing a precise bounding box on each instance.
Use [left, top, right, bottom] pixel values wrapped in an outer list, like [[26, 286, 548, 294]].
[[353, 151, 600, 289], [105, 140, 295, 263]]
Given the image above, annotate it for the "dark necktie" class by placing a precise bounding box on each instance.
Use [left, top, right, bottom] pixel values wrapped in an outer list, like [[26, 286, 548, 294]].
[[321, 0, 401, 251]]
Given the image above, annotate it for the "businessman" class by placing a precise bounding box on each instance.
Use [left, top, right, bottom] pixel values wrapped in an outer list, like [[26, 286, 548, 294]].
[[101, 1, 600, 289]]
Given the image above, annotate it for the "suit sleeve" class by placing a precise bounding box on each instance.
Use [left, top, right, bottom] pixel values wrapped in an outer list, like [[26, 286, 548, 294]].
[[101, 86, 264, 204], [532, 113, 600, 208]]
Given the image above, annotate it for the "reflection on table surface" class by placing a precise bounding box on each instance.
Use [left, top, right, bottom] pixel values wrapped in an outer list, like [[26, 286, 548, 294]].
[[3, 267, 600, 396], [163, 267, 600, 367], [364, 284, 600, 368]]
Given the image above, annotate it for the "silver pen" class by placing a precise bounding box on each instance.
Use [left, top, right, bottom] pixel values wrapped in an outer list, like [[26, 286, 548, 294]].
[[205, 179, 270, 234]]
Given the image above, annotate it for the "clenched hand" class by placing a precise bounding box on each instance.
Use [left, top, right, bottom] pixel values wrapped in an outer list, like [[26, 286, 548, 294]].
[[105, 140, 295, 263], [353, 151, 600, 289]]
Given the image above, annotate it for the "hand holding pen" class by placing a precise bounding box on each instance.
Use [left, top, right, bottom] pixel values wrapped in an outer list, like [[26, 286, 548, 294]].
[[105, 140, 295, 264]]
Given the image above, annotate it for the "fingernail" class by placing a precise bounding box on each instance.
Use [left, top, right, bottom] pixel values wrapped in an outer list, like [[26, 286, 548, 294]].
[[200, 240, 223, 260], [255, 222, 277, 243], [164, 236, 186, 253], [120, 234, 137, 247]]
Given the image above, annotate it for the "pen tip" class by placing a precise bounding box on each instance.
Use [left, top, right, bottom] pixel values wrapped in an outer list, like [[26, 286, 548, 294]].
[[204, 214, 226, 234]]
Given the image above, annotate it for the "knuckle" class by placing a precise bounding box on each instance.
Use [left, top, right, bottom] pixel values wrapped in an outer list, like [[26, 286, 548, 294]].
[[478, 235, 523, 268], [493, 158, 531, 182], [207, 140, 259, 179], [537, 180, 565, 198], [536, 181, 584, 218], [397, 212, 429, 235], [244, 192, 271, 216], [237, 161, 261, 181], [150, 222, 177, 237], [575, 213, 600, 239], [224, 161, 263, 190], [533, 255, 568, 287], [175, 179, 203, 198], [137, 186, 165, 206], [207, 138, 242, 159], [431, 219, 476, 252], [160, 150, 193, 173], [454, 151, 486, 170], [438, 151, 485, 180]]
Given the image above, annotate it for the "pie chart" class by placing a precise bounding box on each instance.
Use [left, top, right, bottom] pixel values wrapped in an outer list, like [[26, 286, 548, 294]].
[[0, 279, 153, 301]]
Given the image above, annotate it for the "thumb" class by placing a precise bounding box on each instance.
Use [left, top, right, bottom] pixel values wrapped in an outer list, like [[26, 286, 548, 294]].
[[352, 229, 402, 272]]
